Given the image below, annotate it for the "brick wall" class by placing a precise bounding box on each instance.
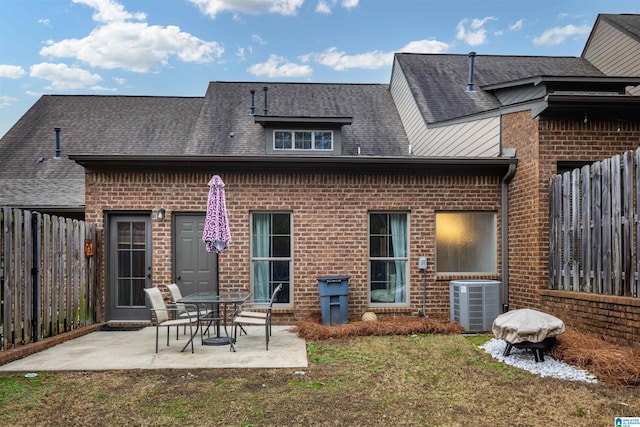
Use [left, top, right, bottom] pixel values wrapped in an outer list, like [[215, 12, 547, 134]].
[[540, 290, 640, 347], [85, 172, 502, 324], [502, 111, 543, 310], [504, 112, 640, 346]]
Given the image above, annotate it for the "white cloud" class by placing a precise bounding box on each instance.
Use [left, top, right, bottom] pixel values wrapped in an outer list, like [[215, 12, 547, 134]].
[[30, 62, 104, 90], [315, 0, 357, 14], [113, 77, 126, 85], [0, 95, 18, 108], [72, 0, 146, 23], [39, 0, 223, 73], [302, 39, 448, 71], [316, 1, 331, 14], [248, 54, 312, 78], [303, 47, 392, 71], [38, 18, 50, 25], [189, 0, 304, 18], [252, 34, 267, 45], [342, 0, 358, 9], [533, 24, 591, 46], [40, 21, 223, 72], [237, 47, 246, 60], [0, 65, 26, 79], [399, 39, 449, 54], [509, 19, 523, 31], [456, 17, 497, 46], [26, 91, 41, 97]]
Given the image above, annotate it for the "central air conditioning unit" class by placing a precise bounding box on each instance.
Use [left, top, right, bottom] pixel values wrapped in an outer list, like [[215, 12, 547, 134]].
[[450, 280, 501, 332]]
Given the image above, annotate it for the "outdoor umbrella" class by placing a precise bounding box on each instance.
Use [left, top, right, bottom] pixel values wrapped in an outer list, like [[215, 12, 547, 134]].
[[203, 175, 232, 254], [203, 175, 232, 293]]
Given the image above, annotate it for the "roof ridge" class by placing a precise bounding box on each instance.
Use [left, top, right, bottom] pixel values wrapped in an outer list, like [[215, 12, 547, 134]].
[[396, 52, 581, 59], [208, 81, 388, 86], [43, 94, 204, 99]]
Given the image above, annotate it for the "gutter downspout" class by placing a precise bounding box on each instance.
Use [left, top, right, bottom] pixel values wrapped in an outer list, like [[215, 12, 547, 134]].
[[501, 162, 516, 313]]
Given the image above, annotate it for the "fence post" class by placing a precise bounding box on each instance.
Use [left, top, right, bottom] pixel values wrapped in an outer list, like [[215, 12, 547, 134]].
[[31, 212, 40, 343]]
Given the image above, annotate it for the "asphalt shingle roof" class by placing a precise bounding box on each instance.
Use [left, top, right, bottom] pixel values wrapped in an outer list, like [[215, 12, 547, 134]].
[[0, 83, 409, 208], [0, 95, 203, 208], [395, 53, 606, 123], [601, 14, 640, 41], [186, 82, 408, 156]]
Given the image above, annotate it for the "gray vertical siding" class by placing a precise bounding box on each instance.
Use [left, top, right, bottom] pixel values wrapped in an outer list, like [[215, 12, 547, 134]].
[[584, 20, 640, 95], [421, 117, 501, 157], [390, 60, 429, 153], [390, 60, 501, 157], [495, 85, 547, 106]]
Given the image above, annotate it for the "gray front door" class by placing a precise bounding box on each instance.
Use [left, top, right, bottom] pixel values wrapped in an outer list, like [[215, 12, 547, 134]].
[[174, 214, 217, 296], [107, 214, 152, 321]]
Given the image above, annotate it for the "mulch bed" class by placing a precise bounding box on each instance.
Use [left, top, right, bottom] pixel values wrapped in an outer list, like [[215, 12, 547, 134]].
[[548, 327, 640, 386], [294, 314, 464, 340]]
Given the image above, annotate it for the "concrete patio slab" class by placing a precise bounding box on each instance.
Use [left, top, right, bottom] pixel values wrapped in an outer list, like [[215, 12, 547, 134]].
[[0, 326, 307, 372]]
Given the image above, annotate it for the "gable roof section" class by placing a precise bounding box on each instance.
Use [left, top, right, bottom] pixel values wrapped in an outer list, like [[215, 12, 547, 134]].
[[186, 82, 409, 156], [394, 53, 606, 124], [0, 95, 203, 209], [581, 14, 640, 97], [604, 14, 640, 39], [583, 14, 640, 56]]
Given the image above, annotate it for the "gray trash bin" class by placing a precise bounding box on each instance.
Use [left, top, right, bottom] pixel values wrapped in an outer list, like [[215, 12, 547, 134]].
[[318, 275, 349, 326]]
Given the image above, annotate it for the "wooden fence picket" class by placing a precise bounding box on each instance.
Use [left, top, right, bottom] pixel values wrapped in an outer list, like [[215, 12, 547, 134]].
[[580, 165, 591, 293], [622, 151, 634, 296], [0, 208, 100, 352], [43, 214, 51, 338], [549, 148, 640, 298]]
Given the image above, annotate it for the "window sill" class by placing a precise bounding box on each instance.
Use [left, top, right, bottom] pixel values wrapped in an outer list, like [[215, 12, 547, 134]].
[[435, 274, 501, 282]]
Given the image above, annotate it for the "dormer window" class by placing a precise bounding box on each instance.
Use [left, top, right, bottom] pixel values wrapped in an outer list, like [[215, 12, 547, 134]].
[[254, 115, 352, 156], [274, 130, 333, 151]]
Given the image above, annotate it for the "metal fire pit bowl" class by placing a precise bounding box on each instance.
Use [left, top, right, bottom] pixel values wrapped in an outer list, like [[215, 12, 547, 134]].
[[502, 337, 557, 362], [492, 308, 565, 363]]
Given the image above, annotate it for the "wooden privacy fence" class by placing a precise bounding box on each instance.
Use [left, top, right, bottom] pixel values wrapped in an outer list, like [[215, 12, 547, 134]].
[[1, 207, 100, 351], [549, 149, 640, 298]]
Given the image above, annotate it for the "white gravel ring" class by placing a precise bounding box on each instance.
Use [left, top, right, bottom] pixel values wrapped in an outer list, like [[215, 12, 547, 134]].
[[479, 338, 598, 383]]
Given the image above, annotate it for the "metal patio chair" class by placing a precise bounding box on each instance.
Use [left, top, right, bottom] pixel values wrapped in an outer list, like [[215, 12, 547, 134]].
[[165, 283, 211, 337], [143, 287, 198, 353], [232, 284, 283, 351]]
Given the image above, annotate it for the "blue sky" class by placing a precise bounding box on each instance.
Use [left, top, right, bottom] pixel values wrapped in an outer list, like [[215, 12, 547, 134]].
[[0, 0, 638, 137]]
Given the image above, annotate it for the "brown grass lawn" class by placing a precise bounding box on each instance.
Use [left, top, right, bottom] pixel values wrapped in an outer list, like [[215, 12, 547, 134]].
[[1, 317, 639, 426]]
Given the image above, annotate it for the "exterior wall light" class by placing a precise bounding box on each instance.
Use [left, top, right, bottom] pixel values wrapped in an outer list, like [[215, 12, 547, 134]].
[[157, 208, 166, 220], [84, 239, 94, 257]]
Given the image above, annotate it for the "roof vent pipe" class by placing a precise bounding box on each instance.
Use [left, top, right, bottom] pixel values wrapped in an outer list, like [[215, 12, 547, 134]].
[[263, 86, 268, 115], [466, 51, 476, 92], [54, 127, 61, 159], [249, 90, 256, 115]]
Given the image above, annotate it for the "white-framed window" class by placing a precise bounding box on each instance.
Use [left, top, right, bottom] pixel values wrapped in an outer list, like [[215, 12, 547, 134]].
[[251, 212, 291, 305], [369, 212, 408, 305], [274, 130, 333, 151], [435, 211, 497, 274]]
